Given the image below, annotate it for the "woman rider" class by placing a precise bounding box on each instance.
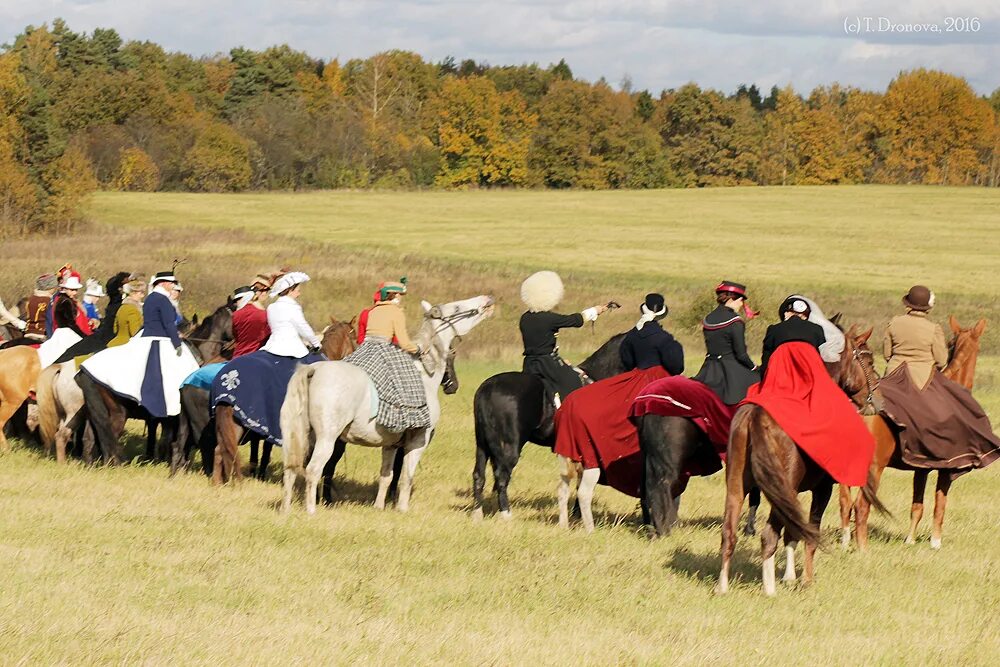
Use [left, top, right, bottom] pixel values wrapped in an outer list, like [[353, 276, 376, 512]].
[[692, 280, 760, 405], [759, 296, 826, 378], [344, 278, 430, 432], [519, 270, 609, 405]]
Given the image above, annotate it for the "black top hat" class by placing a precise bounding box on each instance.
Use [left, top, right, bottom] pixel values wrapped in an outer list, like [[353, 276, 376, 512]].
[[642, 293, 667, 317], [715, 280, 747, 298]]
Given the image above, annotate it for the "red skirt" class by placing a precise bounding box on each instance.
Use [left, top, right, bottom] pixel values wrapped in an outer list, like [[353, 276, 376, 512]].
[[741, 342, 875, 487], [554, 366, 670, 497]]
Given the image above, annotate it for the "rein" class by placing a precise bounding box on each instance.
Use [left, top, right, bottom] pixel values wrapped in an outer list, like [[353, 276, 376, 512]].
[[851, 346, 879, 416]]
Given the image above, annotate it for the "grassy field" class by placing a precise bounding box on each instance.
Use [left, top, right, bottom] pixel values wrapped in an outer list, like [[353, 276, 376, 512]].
[[2, 186, 1000, 664]]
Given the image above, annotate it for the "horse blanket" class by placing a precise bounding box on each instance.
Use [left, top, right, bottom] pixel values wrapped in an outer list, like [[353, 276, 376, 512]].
[[879, 364, 999, 474], [741, 341, 875, 486], [183, 363, 227, 391], [344, 336, 429, 432], [630, 375, 738, 477], [210, 350, 324, 445], [554, 366, 669, 497], [80, 335, 200, 418]]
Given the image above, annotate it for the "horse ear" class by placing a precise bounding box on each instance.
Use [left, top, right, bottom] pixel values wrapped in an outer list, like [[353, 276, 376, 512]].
[[420, 300, 432, 313], [857, 326, 873, 344], [830, 313, 843, 326], [949, 315, 961, 335], [329, 315, 337, 325], [973, 319, 986, 338], [192, 314, 199, 326], [350, 315, 358, 328]]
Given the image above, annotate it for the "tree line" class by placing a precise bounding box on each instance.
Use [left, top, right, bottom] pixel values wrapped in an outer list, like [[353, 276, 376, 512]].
[[2, 20, 999, 238]]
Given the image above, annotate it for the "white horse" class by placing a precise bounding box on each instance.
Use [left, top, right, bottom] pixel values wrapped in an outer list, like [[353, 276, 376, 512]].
[[280, 295, 494, 515], [35, 361, 90, 462]]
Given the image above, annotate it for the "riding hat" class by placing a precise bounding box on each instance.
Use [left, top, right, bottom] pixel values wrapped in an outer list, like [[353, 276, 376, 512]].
[[902, 285, 934, 312], [715, 280, 747, 298], [150, 271, 178, 287], [85, 278, 106, 298], [36, 273, 59, 291], [778, 295, 811, 319], [270, 271, 311, 297], [521, 270, 564, 312], [378, 277, 407, 302], [60, 271, 84, 290], [636, 293, 668, 330], [233, 285, 255, 309], [123, 275, 147, 295]]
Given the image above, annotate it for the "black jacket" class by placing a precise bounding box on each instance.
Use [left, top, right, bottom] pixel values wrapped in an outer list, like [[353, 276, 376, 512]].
[[693, 305, 759, 405], [519, 310, 584, 357], [52, 293, 86, 337], [620, 321, 684, 375], [761, 317, 826, 377]]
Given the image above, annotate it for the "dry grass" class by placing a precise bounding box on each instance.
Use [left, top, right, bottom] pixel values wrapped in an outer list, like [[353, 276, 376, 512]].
[[1, 186, 999, 664]]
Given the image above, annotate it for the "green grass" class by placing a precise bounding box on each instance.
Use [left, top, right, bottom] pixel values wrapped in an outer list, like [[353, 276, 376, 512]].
[[2, 186, 1000, 663]]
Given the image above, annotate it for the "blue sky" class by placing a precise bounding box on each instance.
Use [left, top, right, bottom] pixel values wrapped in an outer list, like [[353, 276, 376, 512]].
[[2, 1, 998, 94]]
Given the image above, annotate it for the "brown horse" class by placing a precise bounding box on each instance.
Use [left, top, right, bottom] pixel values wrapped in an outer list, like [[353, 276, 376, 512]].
[[0, 346, 41, 452], [717, 326, 887, 595], [212, 317, 357, 484], [839, 316, 988, 551]]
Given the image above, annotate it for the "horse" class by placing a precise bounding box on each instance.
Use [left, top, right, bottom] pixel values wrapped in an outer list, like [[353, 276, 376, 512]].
[[470, 333, 627, 522], [717, 326, 888, 595], [838, 316, 988, 551], [75, 303, 233, 465], [205, 316, 358, 483], [0, 346, 41, 453], [280, 295, 494, 515]]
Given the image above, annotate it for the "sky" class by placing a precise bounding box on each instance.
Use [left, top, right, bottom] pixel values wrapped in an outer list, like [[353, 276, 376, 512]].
[[1, 0, 998, 95]]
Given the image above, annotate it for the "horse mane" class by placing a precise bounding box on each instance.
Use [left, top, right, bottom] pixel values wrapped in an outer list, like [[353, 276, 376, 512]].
[[579, 332, 628, 381]]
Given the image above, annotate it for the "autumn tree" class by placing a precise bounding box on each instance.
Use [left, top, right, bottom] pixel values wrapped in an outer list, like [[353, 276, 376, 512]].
[[115, 146, 161, 191], [43, 144, 97, 234], [183, 123, 253, 191]]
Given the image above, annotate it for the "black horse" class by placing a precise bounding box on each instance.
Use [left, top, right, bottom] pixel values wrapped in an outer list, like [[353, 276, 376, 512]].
[[471, 333, 628, 519], [78, 303, 234, 465]]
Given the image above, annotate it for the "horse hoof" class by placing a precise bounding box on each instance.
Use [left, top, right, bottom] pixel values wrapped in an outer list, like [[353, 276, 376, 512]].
[[840, 529, 851, 549], [930, 537, 942, 550], [743, 524, 756, 537], [904, 535, 916, 545], [499, 510, 512, 521], [471, 507, 484, 522]]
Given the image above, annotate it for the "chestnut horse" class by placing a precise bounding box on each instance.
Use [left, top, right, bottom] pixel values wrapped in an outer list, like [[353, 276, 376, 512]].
[[717, 326, 888, 595], [210, 317, 357, 483], [0, 346, 41, 452], [839, 316, 988, 551]]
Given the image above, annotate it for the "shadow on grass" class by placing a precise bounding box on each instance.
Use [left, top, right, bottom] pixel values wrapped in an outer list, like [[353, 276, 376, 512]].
[[667, 545, 760, 584]]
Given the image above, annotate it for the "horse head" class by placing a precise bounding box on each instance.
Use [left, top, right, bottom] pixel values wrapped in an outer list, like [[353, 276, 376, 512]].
[[945, 315, 985, 390], [837, 323, 879, 415], [320, 317, 358, 361], [416, 294, 495, 381]]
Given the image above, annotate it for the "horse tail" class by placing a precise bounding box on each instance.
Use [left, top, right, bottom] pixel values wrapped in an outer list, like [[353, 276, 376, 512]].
[[280, 365, 317, 474], [748, 406, 819, 544], [860, 469, 892, 518], [35, 364, 61, 450]]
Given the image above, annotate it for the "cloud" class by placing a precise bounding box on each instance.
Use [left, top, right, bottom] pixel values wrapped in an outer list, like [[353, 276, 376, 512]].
[[1, 0, 997, 94]]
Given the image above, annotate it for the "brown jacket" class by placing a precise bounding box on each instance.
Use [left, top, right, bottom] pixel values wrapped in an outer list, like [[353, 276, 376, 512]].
[[365, 301, 418, 353], [883, 311, 948, 388]]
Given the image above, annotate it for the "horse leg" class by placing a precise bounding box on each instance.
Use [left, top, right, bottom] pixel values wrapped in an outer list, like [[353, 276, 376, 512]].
[[802, 480, 833, 587], [577, 467, 601, 534], [374, 447, 397, 510], [855, 463, 884, 553], [471, 443, 488, 522], [387, 447, 405, 503], [81, 421, 96, 465], [78, 377, 123, 465], [212, 407, 241, 485], [257, 438, 271, 482], [0, 400, 14, 453], [905, 470, 930, 545], [321, 440, 346, 505], [857, 416, 893, 552], [249, 438, 259, 477], [170, 413, 189, 476], [494, 452, 516, 520], [718, 411, 751, 595], [744, 487, 761, 536], [930, 473, 952, 550], [838, 485, 854, 549], [396, 438, 427, 512], [557, 455, 577, 529], [761, 511, 782, 597], [783, 538, 798, 583], [144, 421, 157, 462], [303, 435, 337, 516]]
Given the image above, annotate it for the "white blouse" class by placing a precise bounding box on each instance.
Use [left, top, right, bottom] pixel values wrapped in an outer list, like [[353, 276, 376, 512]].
[[261, 296, 321, 358]]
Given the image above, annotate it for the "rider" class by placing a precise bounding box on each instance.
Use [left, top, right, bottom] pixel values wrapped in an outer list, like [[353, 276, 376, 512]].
[[107, 275, 145, 348], [82, 279, 106, 330], [231, 283, 271, 358], [261, 272, 322, 358], [357, 281, 399, 346], [619, 293, 684, 375], [760, 296, 826, 377], [51, 268, 91, 337], [0, 295, 26, 338], [692, 280, 759, 405], [344, 278, 431, 432], [24, 273, 58, 341], [883, 285, 947, 389], [519, 270, 609, 404]]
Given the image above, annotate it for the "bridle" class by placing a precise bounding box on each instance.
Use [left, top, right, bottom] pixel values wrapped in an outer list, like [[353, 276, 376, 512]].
[[851, 344, 879, 416], [422, 303, 491, 391]]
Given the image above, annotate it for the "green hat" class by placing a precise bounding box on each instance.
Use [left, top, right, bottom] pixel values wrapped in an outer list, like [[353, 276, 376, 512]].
[[378, 277, 407, 302]]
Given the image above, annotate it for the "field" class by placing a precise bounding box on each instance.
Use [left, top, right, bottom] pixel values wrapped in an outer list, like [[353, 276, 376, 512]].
[[2, 186, 999, 664]]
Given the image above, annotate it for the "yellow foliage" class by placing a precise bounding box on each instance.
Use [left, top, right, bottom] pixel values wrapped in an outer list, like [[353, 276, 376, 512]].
[[115, 147, 161, 192]]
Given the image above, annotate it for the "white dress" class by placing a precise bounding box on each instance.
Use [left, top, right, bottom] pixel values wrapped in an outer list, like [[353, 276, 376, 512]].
[[260, 296, 321, 359]]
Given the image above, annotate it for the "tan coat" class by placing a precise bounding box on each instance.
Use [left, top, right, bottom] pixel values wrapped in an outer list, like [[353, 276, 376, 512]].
[[883, 311, 948, 388], [366, 301, 418, 353]]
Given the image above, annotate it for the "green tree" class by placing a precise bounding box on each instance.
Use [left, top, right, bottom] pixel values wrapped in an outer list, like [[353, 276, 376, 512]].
[[43, 143, 97, 234], [183, 123, 253, 191], [115, 146, 161, 191]]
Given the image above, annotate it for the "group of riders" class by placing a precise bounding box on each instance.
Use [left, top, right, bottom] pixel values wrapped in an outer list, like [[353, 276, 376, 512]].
[[1, 264, 997, 491]]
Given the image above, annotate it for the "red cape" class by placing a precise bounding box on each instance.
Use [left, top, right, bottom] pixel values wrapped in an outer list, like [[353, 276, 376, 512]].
[[554, 366, 669, 497], [741, 342, 875, 487]]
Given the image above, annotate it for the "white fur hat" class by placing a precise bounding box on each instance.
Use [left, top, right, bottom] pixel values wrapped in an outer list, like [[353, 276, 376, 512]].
[[520, 271, 564, 312]]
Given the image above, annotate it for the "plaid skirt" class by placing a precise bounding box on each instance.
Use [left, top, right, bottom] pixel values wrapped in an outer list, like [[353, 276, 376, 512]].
[[345, 336, 430, 432]]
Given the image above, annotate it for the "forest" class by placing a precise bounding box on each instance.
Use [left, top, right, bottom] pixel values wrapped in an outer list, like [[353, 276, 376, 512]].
[[2, 20, 999, 238]]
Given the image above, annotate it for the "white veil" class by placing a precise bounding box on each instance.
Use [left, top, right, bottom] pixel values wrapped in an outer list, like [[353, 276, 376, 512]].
[[789, 294, 844, 363]]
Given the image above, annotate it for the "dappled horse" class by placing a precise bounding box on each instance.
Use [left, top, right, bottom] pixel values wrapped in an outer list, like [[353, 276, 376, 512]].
[[471, 333, 627, 521], [717, 328, 888, 595], [839, 316, 992, 550], [209, 316, 358, 483], [0, 346, 41, 453], [281, 296, 494, 515]]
